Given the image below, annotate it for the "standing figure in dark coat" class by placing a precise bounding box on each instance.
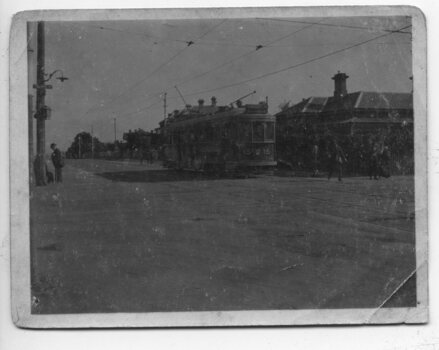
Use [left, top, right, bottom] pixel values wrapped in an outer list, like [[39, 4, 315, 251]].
[[369, 143, 380, 180], [50, 143, 64, 183], [311, 141, 320, 177], [327, 139, 346, 181], [378, 145, 391, 178]]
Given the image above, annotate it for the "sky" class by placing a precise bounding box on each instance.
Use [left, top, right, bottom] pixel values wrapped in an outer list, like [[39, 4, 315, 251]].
[[27, 16, 412, 150]]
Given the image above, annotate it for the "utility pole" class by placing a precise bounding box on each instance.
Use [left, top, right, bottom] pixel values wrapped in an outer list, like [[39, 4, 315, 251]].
[[163, 92, 167, 120], [28, 94, 34, 185], [31, 21, 68, 185], [34, 21, 47, 186], [27, 23, 34, 185], [113, 117, 117, 142]]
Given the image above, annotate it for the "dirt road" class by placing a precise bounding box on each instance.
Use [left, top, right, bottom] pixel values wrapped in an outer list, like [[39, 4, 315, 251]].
[[30, 159, 416, 314]]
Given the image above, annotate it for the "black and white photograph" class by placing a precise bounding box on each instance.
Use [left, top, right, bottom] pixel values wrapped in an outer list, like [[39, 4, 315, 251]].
[[9, 6, 427, 328]]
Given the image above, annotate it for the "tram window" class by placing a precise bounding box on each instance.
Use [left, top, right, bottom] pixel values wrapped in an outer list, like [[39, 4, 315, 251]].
[[205, 125, 214, 140], [221, 125, 228, 138], [240, 122, 252, 142], [265, 122, 275, 141], [229, 122, 237, 138], [214, 126, 221, 141], [223, 123, 233, 138], [253, 122, 264, 142], [198, 124, 208, 141]]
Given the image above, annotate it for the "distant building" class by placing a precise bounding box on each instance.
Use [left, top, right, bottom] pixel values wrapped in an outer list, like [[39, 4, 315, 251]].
[[276, 72, 414, 175]]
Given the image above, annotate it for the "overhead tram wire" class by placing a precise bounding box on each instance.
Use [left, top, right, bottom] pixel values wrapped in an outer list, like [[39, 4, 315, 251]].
[[255, 17, 412, 34], [108, 17, 402, 108], [117, 99, 163, 119], [175, 19, 324, 87], [87, 24, 189, 45], [112, 20, 412, 124], [76, 19, 410, 121], [186, 41, 262, 48], [117, 91, 190, 119], [91, 19, 227, 112], [74, 21, 232, 118], [79, 20, 227, 121], [69, 19, 409, 51], [84, 22, 412, 124], [83, 23, 292, 49], [73, 17, 353, 118], [174, 17, 410, 88], [180, 24, 412, 99], [133, 22, 410, 119], [88, 22, 271, 48], [257, 18, 326, 47], [120, 19, 408, 115]]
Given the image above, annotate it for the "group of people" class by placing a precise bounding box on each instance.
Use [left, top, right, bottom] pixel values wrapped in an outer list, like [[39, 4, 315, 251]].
[[42, 137, 394, 184], [138, 147, 158, 164], [311, 137, 392, 182]]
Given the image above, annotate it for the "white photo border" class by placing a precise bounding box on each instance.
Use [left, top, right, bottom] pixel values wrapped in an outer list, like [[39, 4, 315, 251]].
[[9, 5, 428, 328]]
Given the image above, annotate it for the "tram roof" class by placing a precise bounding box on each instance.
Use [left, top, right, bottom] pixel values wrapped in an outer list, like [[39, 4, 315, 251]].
[[163, 113, 274, 129], [163, 103, 273, 128]]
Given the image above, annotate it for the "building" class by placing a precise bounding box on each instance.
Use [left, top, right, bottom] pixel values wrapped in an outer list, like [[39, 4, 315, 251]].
[[276, 72, 414, 175]]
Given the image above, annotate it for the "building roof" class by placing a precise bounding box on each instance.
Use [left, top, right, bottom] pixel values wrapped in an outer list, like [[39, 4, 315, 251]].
[[279, 91, 413, 117], [303, 97, 329, 113], [354, 91, 413, 110], [323, 91, 413, 112], [280, 96, 328, 115], [323, 92, 360, 112]]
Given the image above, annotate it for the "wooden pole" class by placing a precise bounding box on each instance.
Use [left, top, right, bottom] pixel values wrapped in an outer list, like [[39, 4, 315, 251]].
[[34, 21, 47, 186]]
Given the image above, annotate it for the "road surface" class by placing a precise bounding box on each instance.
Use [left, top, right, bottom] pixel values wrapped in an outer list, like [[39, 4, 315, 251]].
[[30, 159, 416, 314]]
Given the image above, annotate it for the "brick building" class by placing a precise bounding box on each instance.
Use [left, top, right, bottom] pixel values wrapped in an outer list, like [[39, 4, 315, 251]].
[[275, 72, 414, 175]]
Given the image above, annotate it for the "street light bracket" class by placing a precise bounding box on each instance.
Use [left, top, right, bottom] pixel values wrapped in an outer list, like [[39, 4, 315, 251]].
[[44, 69, 69, 83]]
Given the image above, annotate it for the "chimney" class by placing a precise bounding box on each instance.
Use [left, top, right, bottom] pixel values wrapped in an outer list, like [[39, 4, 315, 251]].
[[211, 96, 217, 106], [198, 99, 205, 107], [332, 71, 349, 99]]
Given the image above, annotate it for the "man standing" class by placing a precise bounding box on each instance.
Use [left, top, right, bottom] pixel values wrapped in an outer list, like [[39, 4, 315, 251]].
[[369, 143, 380, 180], [50, 143, 64, 183], [311, 140, 320, 177], [327, 139, 346, 181]]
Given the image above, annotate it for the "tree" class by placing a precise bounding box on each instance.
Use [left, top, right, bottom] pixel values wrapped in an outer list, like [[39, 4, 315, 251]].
[[66, 132, 105, 159]]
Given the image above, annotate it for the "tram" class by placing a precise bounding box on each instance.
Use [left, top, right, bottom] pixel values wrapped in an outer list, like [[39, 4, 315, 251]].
[[159, 96, 276, 173]]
